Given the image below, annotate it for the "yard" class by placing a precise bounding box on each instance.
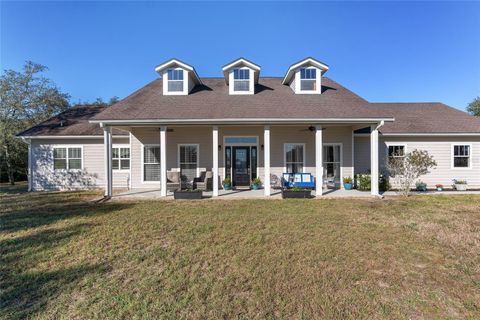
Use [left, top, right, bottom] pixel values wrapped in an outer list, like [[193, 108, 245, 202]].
[[1, 184, 479, 319]]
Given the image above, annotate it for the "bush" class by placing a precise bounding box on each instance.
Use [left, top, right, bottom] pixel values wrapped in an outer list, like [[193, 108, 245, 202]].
[[356, 173, 390, 191]]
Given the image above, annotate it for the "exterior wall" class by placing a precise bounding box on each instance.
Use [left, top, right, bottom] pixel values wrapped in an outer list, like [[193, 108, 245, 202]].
[[130, 125, 354, 189], [354, 135, 480, 188], [31, 137, 129, 191]]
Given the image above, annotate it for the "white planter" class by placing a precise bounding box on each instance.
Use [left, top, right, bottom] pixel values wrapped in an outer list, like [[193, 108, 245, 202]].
[[454, 184, 468, 191]]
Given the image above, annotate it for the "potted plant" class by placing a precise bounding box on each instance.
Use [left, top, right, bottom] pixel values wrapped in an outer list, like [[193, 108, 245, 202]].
[[453, 179, 468, 191], [416, 181, 427, 192], [173, 189, 203, 199], [435, 184, 444, 191], [251, 177, 262, 190], [282, 186, 312, 199], [343, 176, 353, 190], [222, 177, 232, 190]]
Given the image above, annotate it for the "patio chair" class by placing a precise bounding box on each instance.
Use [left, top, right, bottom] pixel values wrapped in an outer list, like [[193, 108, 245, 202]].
[[270, 174, 283, 190], [166, 171, 181, 191], [193, 171, 213, 191]]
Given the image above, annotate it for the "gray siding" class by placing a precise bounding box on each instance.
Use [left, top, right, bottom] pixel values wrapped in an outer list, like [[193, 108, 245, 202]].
[[31, 137, 129, 191], [354, 136, 480, 188]]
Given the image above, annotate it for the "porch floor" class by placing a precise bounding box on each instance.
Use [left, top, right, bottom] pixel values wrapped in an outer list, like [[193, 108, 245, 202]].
[[113, 188, 375, 199]]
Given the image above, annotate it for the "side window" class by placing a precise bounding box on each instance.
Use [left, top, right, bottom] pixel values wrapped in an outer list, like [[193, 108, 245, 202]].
[[453, 145, 471, 168], [167, 69, 184, 92], [53, 147, 82, 170], [144, 146, 160, 181], [300, 68, 316, 91], [388, 145, 405, 158], [112, 147, 130, 170], [233, 69, 250, 92]]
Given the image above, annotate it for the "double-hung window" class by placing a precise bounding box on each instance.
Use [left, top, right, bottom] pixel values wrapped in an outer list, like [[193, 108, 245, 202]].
[[178, 144, 198, 183], [144, 146, 160, 181], [300, 68, 316, 91], [388, 145, 406, 159], [233, 69, 250, 92], [112, 147, 130, 170], [53, 147, 82, 170], [167, 69, 184, 92], [285, 143, 304, 173], [453, 145, 471, 168]]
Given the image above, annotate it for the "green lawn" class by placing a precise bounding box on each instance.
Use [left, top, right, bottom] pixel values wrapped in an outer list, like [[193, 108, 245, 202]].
[[1, 185, 479, 319]]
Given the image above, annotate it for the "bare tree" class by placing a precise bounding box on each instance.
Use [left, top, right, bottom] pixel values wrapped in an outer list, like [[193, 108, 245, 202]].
[[387, 149, 437, 197], [0, 61, 70, 184]]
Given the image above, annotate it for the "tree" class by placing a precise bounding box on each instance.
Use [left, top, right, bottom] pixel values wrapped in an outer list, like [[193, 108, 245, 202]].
[[73, 96, 119, 107], [387, 150, 437, 197], [0, 61, 70, 184], [467, 96, 480, 117]]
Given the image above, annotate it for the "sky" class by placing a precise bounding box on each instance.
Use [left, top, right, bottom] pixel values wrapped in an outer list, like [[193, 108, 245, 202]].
[[1, 1, 479, 111]]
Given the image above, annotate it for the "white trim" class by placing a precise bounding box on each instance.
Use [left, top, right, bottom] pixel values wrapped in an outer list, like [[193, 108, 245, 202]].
[[323, 143, 343, 189], [212, 126, 219, 197], [160, 127, 167, 196], [154, 58, 201, 84], [381, 133, 480, 137], [111, 144, 131, 172], [451, 143, 473, 170], [222, 58, 261, 72], [52, 145, 84, 172], [222, 136, 260, 184], [351, 129, 355, 178], [141, 143, 161, 184], [283, 143, 306, 173], [282, 57, 329, 85], [129, 132, 132, 189], [315, 125, 323, 197], [90, 118, 395, 125], [177, 143, 200, 180], [264, 126, 271, 196]]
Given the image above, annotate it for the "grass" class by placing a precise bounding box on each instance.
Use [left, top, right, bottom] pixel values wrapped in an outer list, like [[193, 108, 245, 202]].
[[1, 184, 479, 319]]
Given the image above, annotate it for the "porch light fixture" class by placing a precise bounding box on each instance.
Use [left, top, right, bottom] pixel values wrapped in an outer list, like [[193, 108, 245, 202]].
[[218, 145, 222, 151], [261, 144, 264, 151]]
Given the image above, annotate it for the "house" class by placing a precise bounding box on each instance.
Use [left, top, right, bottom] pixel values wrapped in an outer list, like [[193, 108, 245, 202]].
[[17, 57, 480, 197]]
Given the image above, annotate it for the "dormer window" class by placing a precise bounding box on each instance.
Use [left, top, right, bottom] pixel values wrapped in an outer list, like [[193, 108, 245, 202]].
[[167, 69, 184, 92], [233, 69, 250, 92], [300, 68, 316, 91]]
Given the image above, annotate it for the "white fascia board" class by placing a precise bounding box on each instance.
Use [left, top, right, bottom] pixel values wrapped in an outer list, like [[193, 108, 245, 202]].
[[90, 118, 395, 125], [16, 135, 129, 139], [222, 58, 261, 72], [282, 58, 330, 85], [381, 133, 480, 137]]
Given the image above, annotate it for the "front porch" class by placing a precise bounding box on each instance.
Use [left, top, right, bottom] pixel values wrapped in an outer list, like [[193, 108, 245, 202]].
[[113, 187, 374, 199], [101, 123, 384, 198]]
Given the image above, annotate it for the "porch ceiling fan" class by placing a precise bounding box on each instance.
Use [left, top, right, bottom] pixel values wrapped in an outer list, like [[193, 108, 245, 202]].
[[298, 126, 326, 132]]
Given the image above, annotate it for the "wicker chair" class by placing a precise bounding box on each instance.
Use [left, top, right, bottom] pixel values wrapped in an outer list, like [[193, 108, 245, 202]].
[[194, 171, 213, 191], [166, 171, 181, 191], [270, 174, 283, 189]]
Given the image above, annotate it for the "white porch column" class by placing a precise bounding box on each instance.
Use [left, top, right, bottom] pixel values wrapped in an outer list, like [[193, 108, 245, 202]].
[[160, 126, 167, 197], [27, 140, 32, 192], [315, 125, 323, 197], [264, 125, 271, 196], [370, 124, 379, 196], [103, 126, 113, 197], [212, 126, 219, 197]]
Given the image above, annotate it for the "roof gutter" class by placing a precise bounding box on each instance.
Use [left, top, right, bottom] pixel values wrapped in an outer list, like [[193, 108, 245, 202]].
[[90, 118, 395, 126]]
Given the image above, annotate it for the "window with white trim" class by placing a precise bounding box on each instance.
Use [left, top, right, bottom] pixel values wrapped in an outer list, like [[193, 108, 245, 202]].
[[388, 145, 405, 158], [167, 69, 184, 92], [179, 144, 198, 183], [233, 69, 250, 92], [112, 147, 130, 170], [453, 145, 471, 168], [53, 147, 82, 170], [285, 144, 304, 173], [144, 146, 160, 181], [300, 68, 316, 91]]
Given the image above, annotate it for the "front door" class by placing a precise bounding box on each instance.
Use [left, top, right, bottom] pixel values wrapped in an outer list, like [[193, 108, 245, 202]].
[[232, 147, 250, 187]]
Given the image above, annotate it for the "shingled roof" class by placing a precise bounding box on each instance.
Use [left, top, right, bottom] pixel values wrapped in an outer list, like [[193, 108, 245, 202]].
[[17, 105, 128, 137], [92, 77, 393, 121], [371, 103, 480, 134]]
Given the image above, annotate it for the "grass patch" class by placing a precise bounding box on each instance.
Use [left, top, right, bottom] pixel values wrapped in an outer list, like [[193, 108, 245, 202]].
[[1, 187, 479, 319]]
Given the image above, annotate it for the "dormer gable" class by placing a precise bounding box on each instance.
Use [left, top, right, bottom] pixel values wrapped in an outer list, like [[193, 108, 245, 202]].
[[154, 58, 202, 95], [282, 57, 329, 94], [222, 58, 261, 95]]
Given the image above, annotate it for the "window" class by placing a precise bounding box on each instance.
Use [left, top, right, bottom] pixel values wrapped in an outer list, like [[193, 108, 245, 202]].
[[143, 146, 160, 181], [453, 145, 471, 168], [167, 69, 184, 92], [179, 144, 198, 183], [53, 147, 82, 170], [300, 68, 316, 91], [388, 145, 405, 158], [233, 69, 250, 91], [323, 145, 341, 186], [112, 147, 130, 170], [285, 144, 304, 173]]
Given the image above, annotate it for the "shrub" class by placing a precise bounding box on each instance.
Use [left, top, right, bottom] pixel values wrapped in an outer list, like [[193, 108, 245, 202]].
[[356, 173, 390, 191], [252, 177, 262, 186]]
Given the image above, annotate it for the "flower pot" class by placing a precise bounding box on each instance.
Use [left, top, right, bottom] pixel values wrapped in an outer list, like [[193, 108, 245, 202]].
[[344, 183, 353, 190], [223, 184, 231, 190], [436, 187, 443, 191], [251, 184, 260, 190], [454, 184, 468, 191], [281, 189, 312, 199], [174, 190, 203, 199]]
